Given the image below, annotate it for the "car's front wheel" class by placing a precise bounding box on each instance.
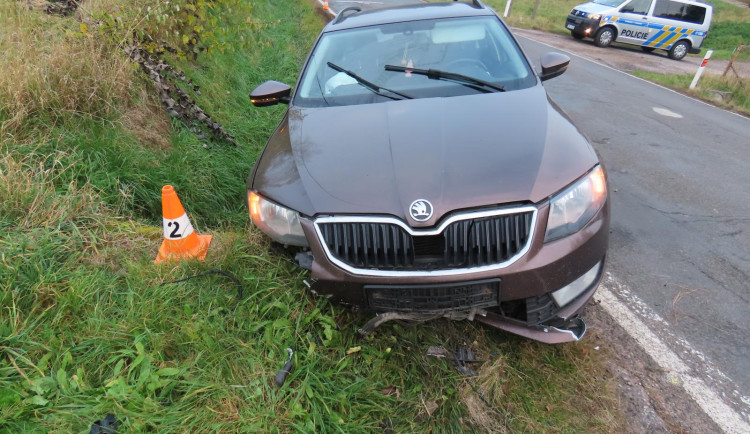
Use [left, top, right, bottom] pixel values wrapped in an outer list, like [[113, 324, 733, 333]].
[[594, 27, 615, 48], [668, 40, 690, 61]]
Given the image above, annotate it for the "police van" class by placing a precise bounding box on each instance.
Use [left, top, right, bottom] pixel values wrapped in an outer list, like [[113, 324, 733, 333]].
[[565, 0, 712, 60]]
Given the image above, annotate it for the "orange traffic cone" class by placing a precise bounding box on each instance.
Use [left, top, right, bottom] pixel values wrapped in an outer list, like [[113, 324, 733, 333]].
[[322, 0, 328, 10], [154, 185, 212, 263]]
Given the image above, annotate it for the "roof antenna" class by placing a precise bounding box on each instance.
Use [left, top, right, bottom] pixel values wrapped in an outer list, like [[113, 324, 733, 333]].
[[333, 6, 362, 24]]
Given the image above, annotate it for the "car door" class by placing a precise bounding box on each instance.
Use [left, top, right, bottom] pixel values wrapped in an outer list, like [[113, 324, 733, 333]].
[[645, 0, 706, 50], [615, 0, 654, 46]]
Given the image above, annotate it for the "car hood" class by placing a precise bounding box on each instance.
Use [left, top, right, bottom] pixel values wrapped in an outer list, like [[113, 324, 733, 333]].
[[252, 85, 598, 227], [573, 2, 616, 14]]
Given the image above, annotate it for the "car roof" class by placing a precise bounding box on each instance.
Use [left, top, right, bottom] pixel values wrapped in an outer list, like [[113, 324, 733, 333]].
[[323, 2, 498, 32]]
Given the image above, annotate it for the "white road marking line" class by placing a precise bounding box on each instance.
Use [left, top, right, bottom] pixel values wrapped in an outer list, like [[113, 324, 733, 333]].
[[652, 107, 683, 118], [605, 275, 750, 412], [597, 283, 750, 433], [513, 28, 750, 121]]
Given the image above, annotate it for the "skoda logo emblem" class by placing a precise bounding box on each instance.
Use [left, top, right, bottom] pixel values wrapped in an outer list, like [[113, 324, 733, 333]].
[[409, 199, 433, 222]]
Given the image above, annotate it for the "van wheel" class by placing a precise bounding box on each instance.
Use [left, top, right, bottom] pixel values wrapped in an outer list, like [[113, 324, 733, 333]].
[[594, 27, 615, 48], [641, 46, 656, 53], [668, 40, 690, 60], [571, 31, 585, 40]]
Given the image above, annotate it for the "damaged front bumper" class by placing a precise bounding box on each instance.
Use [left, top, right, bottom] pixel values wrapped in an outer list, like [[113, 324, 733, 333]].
[[294, 201, 608, 344], [477, 313, 587, 344], [357, 311, 587, 344], [354, 262, 599, 344]]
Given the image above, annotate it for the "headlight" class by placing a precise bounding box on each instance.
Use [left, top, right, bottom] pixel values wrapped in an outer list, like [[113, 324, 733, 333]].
[[248, 191, 308, 246], [545, 166, 607, 242], [588, 13, 601, 20]]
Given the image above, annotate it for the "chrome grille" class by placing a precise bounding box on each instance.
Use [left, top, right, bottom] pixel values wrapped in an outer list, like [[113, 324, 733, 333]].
[[315, 207, 536, 275]]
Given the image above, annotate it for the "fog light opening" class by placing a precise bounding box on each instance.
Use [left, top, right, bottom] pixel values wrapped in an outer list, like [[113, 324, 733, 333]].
[[551, 261, 602, 307]]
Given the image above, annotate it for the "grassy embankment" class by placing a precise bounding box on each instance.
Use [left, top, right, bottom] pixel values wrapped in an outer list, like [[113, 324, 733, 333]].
[[1, 0, 622, 431], [483, 0, 750, 114]]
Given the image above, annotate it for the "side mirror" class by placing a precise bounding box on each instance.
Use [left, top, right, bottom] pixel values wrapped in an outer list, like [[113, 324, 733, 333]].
[[539, 52, 570, 81], [250, 81, 292, 107]]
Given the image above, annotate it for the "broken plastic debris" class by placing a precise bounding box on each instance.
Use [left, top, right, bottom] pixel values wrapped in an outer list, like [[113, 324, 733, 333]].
[[427, 346, 449, 358], [90, 414, 118, 434], [426, 345, 479, 376], [274, 348, 294, 387]]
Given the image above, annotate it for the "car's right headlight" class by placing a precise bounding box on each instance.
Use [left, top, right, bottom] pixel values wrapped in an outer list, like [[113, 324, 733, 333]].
[[248, 191, 308, 246], [545, 165, 607, 242]]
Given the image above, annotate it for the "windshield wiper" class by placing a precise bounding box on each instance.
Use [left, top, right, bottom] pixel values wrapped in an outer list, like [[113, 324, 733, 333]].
[[327, 62, 413, 100], [384, 65, 505, 93]]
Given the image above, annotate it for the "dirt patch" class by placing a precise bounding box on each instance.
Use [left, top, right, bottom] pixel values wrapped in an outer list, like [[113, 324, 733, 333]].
[[121, 87, 172, 150], [585, 303, 722, 433], [513, 27, 750, 78]]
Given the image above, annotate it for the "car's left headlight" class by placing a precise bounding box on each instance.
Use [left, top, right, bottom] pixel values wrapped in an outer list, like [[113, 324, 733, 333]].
[[545, 166, 607, 242], [588, 13, 601, 20], [248, 191, 308, 246]]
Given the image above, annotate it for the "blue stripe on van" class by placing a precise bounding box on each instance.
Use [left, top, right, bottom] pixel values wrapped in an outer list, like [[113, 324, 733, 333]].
[[616, 18, 649, 27], [645, 30, 665, 45]]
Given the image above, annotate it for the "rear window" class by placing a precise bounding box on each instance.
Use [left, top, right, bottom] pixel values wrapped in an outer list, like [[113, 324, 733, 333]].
[[653, 0, 706, 24]]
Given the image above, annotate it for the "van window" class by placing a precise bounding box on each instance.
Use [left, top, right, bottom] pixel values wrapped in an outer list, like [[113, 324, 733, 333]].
[[653, 0, 706, 24], [620, 0, 652, 15]]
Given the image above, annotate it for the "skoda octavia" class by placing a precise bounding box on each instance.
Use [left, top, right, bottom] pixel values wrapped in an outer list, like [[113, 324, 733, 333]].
[[247, 1, 609, 343]]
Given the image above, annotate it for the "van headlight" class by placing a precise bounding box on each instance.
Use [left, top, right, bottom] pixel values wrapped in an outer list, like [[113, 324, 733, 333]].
[[588, 13, 601, 20], [545, 166, 607, 242], [248, 191, 308, 246]]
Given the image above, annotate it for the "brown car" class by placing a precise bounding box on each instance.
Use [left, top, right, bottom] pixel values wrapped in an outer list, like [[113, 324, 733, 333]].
[[247, 1, 609, 343]]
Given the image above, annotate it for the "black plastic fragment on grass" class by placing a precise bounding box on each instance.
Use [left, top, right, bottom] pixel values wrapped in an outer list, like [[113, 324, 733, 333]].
[[90, 414, 118, 434]]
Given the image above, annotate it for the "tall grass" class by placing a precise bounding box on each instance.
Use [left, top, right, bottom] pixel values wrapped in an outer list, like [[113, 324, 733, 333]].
[[0, 2, 136, 139]]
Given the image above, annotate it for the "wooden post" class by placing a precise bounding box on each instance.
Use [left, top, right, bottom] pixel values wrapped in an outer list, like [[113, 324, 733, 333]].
[[722, 44, 744, 78], [531, 0, 542, 20]]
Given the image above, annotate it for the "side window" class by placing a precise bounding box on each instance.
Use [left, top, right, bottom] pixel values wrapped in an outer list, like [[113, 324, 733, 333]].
[[653, 0, 680, 20], [620, 0, 652, 15], [653, 0, 705, 23], [682, 4, 707, 24]]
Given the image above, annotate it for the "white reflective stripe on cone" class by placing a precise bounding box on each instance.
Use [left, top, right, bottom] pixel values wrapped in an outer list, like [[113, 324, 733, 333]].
[[162, 214, 195, 240]]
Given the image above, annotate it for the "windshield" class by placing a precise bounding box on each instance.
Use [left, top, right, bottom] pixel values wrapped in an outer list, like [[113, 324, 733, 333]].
[[592, 0, 624, 7], [295, 16, 536, 107]]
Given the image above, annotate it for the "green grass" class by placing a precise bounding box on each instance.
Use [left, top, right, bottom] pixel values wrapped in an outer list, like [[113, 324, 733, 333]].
[[480, 0, 750, 60], [1, 0, 623, 431], [632, 71, 750, 114]]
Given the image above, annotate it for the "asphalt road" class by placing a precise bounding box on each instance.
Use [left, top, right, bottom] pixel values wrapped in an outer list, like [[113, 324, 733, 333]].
[[518, 37, 750, 395], [320, 0, 750, 418]]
